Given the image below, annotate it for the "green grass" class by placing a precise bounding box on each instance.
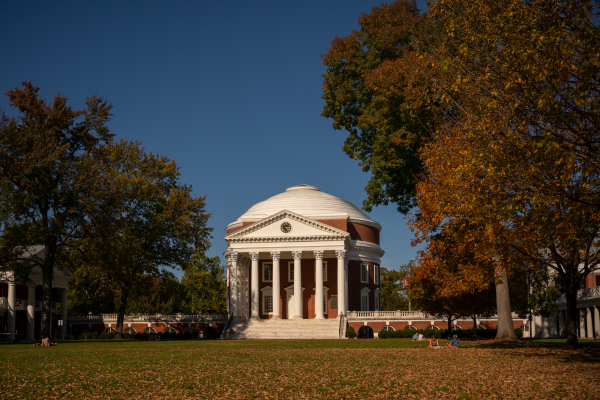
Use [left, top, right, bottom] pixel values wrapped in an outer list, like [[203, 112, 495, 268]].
[[1, 338, 598, 399]]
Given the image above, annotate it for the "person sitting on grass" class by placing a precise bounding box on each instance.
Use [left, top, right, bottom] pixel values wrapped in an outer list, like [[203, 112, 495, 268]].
[[448, 334, 460, 349], [42, 336, 50, 347], [418, 333, 424, 340], [428, 334, 439, 348], [412, 332, 419, 341]]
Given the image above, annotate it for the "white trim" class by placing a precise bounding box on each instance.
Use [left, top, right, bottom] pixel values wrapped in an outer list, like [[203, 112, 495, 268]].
[[261, 286, 274, 315], [262, 261, 273, 282], [360, 263, 369, 283], [361, 293, 369, 311]]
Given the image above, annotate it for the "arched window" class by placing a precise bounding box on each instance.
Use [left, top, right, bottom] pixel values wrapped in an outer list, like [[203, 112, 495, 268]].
[[203, 326, 218, 340], [183, 327, 197, 335], [475, 324, 486, 330], [518, 324, 529, 333], [358, 326, 374, 338], [124, 327, 136, 334], [403, 325, 417, 331], [103, 327, 116, 334], [143, 327, 157, 334], [163, 326, 177, 335], [451, 325, 463, 331], [425, 325, 440, 331], [380, 325, 395, 333]]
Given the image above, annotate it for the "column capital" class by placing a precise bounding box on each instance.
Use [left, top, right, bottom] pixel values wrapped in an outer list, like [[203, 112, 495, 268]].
[[228, 251, 239, 262], [292, 251, 303, 260], [335, 250, 347, 259], [270, 251, 281, 261], [313, 250, 324, 260], [249, 252, 260, 261]]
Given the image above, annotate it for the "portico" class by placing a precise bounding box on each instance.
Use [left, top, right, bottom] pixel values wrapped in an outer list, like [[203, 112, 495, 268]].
[[224, 185, 384, 335]]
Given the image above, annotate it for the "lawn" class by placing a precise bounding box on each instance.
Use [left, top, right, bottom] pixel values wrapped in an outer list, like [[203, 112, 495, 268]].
[[1, 339, 599, 399]]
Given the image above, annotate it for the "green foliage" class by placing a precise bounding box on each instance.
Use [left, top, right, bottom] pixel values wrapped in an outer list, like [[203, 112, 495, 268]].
[[0, 82, 113, 338], [380, 262, 412, 311], [67, 264, 118, 315], [346, 326, 356, 338], [321, 2, 432, 213], [509, 266, 562, 319], [126, 270, 183, 314], [180, 255, 227, 314]]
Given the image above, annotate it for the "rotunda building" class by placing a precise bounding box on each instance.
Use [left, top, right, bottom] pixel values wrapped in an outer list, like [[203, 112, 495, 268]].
[[224, 184, 384, 322]]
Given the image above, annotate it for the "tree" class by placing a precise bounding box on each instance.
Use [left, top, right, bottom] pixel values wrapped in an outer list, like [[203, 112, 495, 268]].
[[410, 0, 600, 348], [180, 255, 227, 314], [67, 263, 118, 315], [71, 140, 212, 338], [126, 271, 183, 314], [380, 262, 412, 311], [0, 82, 112, 338], [321, 1, 433, 213], [510, 265, 562, 320]]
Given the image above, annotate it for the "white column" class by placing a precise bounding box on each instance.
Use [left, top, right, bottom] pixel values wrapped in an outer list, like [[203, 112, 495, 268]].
[[336, 250, 347, 316], [249, 252, 260, 319], [292, 251, 303, 319], [271, 251, 281, 319], [60, 288, 68, 339], [7, 281, 16, 341], [225, 251, 231, 315], [345, 259, 349, 313], [27, 284, 35, 340], [229, 252, 239, 318], [314, 251, 324, 319]]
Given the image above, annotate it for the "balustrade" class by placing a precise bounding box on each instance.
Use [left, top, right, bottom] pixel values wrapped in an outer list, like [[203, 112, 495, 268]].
[[346, 310, 428, 319], [556, 286, 600, 304], [67, 313, 229, 323]]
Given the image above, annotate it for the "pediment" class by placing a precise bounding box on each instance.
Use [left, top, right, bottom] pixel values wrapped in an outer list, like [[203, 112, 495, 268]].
[[225, 210, 349, 240]]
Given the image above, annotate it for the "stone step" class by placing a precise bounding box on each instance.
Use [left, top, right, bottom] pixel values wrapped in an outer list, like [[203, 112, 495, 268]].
[[226, 317, 341, 340]]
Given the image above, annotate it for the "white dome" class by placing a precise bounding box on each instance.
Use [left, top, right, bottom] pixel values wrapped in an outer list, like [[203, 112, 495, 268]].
[[227, 184, 381, 231]]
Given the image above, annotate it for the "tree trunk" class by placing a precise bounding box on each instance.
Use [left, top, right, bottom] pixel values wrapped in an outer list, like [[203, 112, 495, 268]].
[[473, 316, 477, 336], [495, 270, 517, 340], [447, 316, 452, 333], [40, 240, 57, 339], [562, 270, 580, 349], [114, 281, 130, 340]]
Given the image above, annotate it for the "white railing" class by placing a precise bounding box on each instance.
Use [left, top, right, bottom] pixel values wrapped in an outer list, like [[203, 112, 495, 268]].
[[346, 310, 428, 319], [557, 286, 600, 304], [67, 313, 228, 323], [0, 297, 6, 309], [15, 299, 26, 308]]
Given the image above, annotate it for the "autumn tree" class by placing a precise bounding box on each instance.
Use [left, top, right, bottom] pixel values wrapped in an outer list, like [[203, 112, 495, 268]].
[[70, 140, 212, 338], [321, 0, 433, 213], [126, 271, 183, 314], [180, 255, 227, 314], [0, 82, 112, 338], [409, 0, 600, 348]]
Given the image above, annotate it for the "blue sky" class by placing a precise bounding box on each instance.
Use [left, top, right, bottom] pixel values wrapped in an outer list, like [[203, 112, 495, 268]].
[[1, 1, 427, 274]]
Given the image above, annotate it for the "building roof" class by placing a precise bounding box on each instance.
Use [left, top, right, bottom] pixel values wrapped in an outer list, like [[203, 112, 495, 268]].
[[226, 184, 381, 232]]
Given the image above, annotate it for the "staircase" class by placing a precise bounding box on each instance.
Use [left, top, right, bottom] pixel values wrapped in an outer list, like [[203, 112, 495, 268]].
[[225, 317, 340, 339]]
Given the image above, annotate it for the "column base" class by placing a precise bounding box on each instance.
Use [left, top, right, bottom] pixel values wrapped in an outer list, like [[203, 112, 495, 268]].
[[294, 314, 303, 319], [271, 315, 281, 319], [314, 316, 325, 320]]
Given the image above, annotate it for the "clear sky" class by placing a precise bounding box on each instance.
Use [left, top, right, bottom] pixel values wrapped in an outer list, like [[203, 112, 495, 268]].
[[1, 0, 427, 275]]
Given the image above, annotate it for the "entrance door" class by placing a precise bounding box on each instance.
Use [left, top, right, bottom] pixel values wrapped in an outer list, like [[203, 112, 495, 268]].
[[287, 294, 294, 319]]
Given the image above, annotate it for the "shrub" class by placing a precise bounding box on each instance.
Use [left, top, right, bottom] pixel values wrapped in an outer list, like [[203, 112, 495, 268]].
[[346, 326, 356, 338], [183, 331, 191, 340], [162, 332, 171, 340], [176, 332, 184, 340], [141, 332, 149, 341], [134, 333, 141, 340], [514, 328, 523, 339], [107, 332, 116, 340]]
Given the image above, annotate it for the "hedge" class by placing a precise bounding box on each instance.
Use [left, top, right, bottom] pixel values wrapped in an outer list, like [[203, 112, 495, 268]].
[[378, 327, 523, 339]]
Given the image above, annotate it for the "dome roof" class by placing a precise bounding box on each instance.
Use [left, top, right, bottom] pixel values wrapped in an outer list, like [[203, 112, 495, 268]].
[[227, 184, 381, 231]]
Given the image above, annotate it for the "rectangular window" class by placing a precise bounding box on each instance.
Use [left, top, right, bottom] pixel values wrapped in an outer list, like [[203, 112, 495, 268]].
[[263, 263, 273, 282], [374, 294, 380, 311], [264, 295, 273, 313], [596, 275, 600, 287], [316, 261, 328, 281], [361, 264, 369, 283], [323, 298, 328, 314], [361, 294, 368, 311], [375, 265, 380, 285], [288, 261, 294, 282]]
